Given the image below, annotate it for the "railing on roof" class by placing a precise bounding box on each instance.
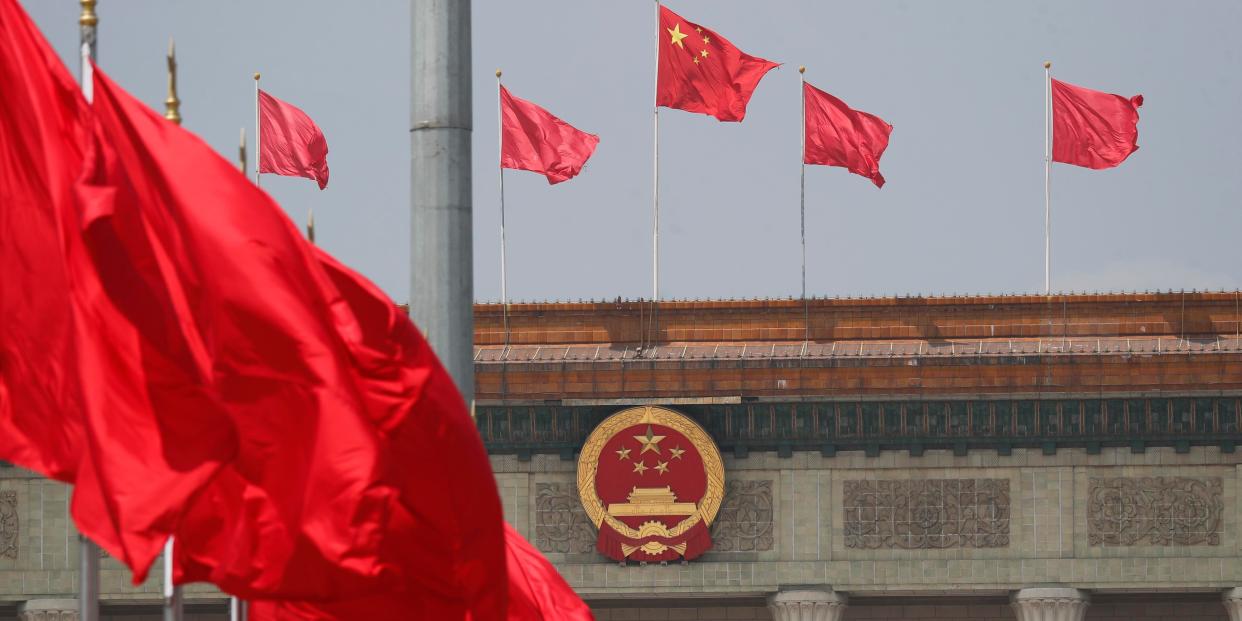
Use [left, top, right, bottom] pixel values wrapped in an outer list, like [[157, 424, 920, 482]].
[[475, 336, 1242, 363]]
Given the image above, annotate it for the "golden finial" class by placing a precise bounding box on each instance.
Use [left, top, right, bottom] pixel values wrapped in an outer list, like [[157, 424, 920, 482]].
[[1043, 61, 1052, 69], [798, 65, 805, 74], [164, 38, 181, 125], [238, 128, 247, 174], [253, 72, 260, 81], [495, 69, 502, 78], [79, 0, 98, 27]]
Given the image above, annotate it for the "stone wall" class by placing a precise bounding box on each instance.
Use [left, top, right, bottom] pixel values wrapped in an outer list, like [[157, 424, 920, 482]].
[[590, 602, 1229, 621], [497, 446, 1242, 597]]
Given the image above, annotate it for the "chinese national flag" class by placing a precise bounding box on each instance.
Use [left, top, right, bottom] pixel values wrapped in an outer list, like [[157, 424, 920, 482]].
[[1052, 78, 1143, 170], [259, 89, 330, 189], [657, 5, 778, 122], [803, 81, 893, 188], [501, 85, 599, 184]]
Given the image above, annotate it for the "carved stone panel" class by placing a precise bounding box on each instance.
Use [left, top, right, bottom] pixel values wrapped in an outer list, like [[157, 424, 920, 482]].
[[534, 482, 596, 554], [0, 490, 16, 559], [1087, 476, 1223, 546], [710, 480, 774, 552], [843, 478, 1010, 549]]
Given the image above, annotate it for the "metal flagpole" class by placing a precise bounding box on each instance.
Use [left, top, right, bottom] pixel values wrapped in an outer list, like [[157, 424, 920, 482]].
[[254, 73, 261, 187], [78, 5, 101, 621], [238, 128, 247, 175], [497, 70, 510, 347], [650, 0, 661, 350], [1044, 61, 1052, 295], [162, 539, 183, 621], [799, 66, 809, 342]]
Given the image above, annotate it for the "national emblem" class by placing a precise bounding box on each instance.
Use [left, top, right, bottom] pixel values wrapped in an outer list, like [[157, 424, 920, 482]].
[[577, 406, 724, 562]]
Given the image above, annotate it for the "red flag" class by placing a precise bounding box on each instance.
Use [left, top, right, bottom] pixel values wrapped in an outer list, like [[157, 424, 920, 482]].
[[1052, 78, 1143, 170], [1, 0, 234, 581], [504, 523, 594, 621], [656, 5, 778, 122], [501, 85, 599, 184], [0, 0, 89, 482], [803, 81, 893, 188], [259, 89, 330, 188], [81, 65, 507, 616]]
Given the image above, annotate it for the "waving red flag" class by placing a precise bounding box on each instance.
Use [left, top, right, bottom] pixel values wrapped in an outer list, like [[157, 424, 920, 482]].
[[0, 0, 89, 483], [1052, 78, 1143, 170], [81, 65, 507, 616], [501, 85, 599, 184], [504, 523, 594, 621], [657, 5, 778, 122], [259, 89, 330, 189], [803, 81, 893, 188]]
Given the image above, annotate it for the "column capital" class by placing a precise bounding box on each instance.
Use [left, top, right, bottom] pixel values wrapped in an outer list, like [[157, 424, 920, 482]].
[[18, 599, 79, 621], [1223, 587, 1242, 621], [767, 589, 847, 621], [1011, 588, 1089, 621]]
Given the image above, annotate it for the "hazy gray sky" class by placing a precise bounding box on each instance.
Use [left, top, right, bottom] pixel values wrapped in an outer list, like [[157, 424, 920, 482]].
[[26, 1, 1242, 303]]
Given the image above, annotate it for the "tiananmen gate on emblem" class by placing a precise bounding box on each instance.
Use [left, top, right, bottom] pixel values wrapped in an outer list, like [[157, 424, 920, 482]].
[[576, 406, 725, 562]]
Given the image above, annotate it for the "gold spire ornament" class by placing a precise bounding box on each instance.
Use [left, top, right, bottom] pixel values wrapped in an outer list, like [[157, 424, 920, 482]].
[[164, 38, 181, 125], [238, 128, 247, 174], [79, 0, 97, 27]]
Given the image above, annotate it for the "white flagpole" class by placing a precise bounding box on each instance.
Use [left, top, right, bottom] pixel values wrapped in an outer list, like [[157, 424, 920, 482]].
[[162, 538, 183, 621], [799, 66, 808, 342], [497, 70, 510, 347], [652, 0, 661, 305], [254, 72, 261, 187], [77, 6, 101, 621], [1044, 61, 1052, 295]]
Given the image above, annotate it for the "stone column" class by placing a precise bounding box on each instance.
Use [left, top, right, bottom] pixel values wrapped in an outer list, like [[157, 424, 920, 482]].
[[767, 589, 847, 621], [18, 599, 79, 621], [1011, 588, 1089, 621], [1223, 587, 1242, 621]]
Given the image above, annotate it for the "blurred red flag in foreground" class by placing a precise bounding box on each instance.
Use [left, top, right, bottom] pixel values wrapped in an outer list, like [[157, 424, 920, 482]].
[[259, 89, 330, 188], [501, 85, 599, 184], [1051, 78, 1143, 170], [803, 81, 893, 188]]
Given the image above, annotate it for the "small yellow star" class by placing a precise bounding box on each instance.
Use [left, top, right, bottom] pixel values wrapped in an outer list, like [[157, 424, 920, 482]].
[[702, 36, 711, 45], [655, 461, 670, 475], [632, 461, 648, 475], [700, 48, 709, 58], [695, 26, 703, 33], [633, 426, 666, 455], [670, 446, 686, 460], [693, 57, 700, 65], [616, 447, 631, 461], [667, 24, 688, 48]]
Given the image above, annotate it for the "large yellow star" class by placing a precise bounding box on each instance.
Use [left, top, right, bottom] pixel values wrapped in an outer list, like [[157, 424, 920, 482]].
[[655, 461, 670, 475], [632, 461, 648, 475], [633, 425, 666, 455], [616, 446, 632, 461], [667, 23, 688, 48]]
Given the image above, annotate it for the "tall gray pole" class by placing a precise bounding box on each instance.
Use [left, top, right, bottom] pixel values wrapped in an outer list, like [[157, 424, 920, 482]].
[[78, 4, 101, 621], [410, 0, 474, 404]]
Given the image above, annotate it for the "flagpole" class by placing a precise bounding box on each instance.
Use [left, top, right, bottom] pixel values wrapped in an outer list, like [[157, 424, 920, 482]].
[[162, 538, 183, 621], [651, 0, 661, 349], [78, 5, 101, 621], [232, 124, 251, 621], [1044, 61, 1051, 295], [799, 66, 809, 342], [497, 69, 510, 347], [254, 72, 261, 187]]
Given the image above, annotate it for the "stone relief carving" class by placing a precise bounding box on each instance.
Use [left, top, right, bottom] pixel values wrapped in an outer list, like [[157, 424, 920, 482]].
[[843, 478, 1010, 549], [534, 482, 596, 554], [0, 490, 16, 559], [1087, 476, 1223, 546], [710, 480, 774, 552]]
